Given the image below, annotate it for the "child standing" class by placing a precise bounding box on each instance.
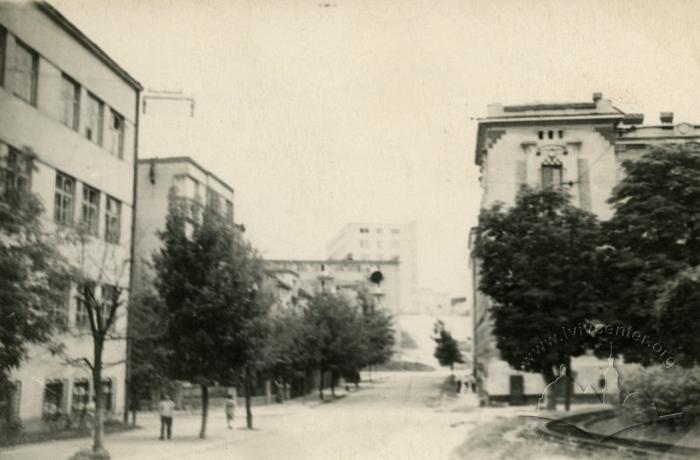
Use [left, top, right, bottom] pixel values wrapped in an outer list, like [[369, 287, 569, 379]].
[[225, 393, 236, 429]]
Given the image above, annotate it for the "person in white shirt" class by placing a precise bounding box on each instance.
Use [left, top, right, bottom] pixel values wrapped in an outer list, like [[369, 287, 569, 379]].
[[158, 394, 175, 440]]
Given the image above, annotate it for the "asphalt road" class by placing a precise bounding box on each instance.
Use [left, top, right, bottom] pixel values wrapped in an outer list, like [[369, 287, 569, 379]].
[[0, 372, 473, 460], [178, 372, 469, 460]]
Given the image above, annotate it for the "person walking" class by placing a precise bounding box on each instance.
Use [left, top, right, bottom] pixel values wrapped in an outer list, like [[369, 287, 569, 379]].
[[158, 394, 175, 440], [225, 393, 236, 429]]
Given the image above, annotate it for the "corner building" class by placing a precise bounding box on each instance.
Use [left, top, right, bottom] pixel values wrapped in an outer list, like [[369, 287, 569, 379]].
[[0, 2, 141, 426], [470, 93, 700, 404]]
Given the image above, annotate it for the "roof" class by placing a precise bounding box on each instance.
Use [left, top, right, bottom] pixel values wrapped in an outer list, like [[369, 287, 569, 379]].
[[474, 95, 627, 165], [37, 2, 142, 91], [266, 259, 399, 266], [138, 156, 234, 193]]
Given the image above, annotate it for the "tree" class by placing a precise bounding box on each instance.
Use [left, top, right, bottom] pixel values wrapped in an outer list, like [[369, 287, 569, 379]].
[[303, 292, 365, 400], [0, 152, 65, 396], [126, 287, 171, 424], [473, 187, 604, 410], [602, 143, 700, 365], [357, 289, 395, 377], [432, 320, 463, 371], [262, 306, 311, 401], [154, 195, 266, 437], [655, 267, 700, 368]]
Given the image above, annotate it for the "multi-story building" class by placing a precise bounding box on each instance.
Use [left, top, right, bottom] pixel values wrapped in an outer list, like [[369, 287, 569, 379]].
[[327, 222, 417, 314], [132, 156, 235, 292], [0, 2, 141, 426], [470, 93, 700, 404]]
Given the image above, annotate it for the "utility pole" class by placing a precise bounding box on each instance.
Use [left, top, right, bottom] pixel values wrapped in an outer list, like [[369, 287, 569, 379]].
[[563, 179, 576, 412]]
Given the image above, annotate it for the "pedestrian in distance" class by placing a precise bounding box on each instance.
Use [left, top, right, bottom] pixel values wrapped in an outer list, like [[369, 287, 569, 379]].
[[225, 393, 236, 429], [158, 393, 175, 440]]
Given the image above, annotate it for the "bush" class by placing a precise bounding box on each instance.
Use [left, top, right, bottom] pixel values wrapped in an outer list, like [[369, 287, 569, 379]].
[[621, 365, 700, 426]]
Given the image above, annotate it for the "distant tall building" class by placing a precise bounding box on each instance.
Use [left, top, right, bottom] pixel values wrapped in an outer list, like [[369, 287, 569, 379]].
[[132, 156, 235, 293], [327, 222, 417, 313], [0, 1, 141, 426]]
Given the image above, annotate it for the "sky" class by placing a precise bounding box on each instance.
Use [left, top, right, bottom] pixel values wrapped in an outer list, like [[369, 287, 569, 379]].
[[49, 0, 700, 298]]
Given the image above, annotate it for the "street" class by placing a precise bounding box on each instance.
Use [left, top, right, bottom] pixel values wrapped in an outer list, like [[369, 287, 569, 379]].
[[0, 372, 475, 460]]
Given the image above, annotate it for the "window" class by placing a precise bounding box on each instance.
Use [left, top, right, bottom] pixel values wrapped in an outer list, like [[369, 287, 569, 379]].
[[537, 131, 544, 140], [60, 74, 80, 130], [225, 200, 233, 222], [359, 240, 369, 249], [81, 185, 100, 235], [54, 172, 75, 225], [107, 110, 124, 158], [207, 188, 221, 213], [14, 40, 38, 105], [71, 379, 89, 414], [558, 130, 564, 139], [42, 380, 63, 419], [104, 196, 121, 243], [376, 228, 383, 234], [391, 229, 400, 234], [75, 282, 95, 330], [0, 381, 19, 422], [1, 146, 32, 198], [541, 164, 563, 190], [0, 27, 6, 87], [547, 130, 554, 140], [359, 228, 369, 234], [85, 93, 104, 145], [49, 278, 70, 329], [101, 379, 113, 412]]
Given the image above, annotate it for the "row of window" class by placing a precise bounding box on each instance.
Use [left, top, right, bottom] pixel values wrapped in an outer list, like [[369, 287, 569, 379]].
[[54, 170, 122, 242], [50, 280, 120, 331], [538, 130, 565, 140], [173, 175, 234, 222], [0, 26, 126, 158], [358, 227, 401, 235], [42, 378, 115, 419]]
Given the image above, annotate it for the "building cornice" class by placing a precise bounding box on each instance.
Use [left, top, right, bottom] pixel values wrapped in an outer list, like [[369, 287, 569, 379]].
[[36, 2, 142, 91]]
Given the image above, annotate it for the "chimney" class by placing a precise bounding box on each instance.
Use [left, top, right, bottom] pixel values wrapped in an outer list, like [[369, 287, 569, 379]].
[[592, 92, 603, 102], [660, 112, 674, 124]]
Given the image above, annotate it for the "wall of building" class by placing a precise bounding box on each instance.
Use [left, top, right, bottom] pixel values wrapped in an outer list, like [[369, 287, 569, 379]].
[[1, 2, 138, 423], [327, 222, 417, 313]]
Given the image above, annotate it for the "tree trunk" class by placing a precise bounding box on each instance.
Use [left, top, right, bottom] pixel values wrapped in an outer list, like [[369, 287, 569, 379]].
[[318, 369, 324, 400], [199, 385, 208, 439], [92, 340, 105, 452], [330, 371, 336, 398], [542, 366, 557, 411], [564, 359, 572, 412], [131, 408, 136, 426], [244, 378, 253, 429]]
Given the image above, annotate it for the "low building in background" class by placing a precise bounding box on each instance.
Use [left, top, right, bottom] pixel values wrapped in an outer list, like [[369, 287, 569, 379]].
[[0, 1, 141, 427]]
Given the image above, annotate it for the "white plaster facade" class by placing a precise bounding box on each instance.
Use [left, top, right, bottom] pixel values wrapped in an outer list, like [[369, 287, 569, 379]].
[[0, 1, 141, 426]]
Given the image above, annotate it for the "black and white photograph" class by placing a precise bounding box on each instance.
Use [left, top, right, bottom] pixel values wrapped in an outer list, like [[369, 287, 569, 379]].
[[1, 0, 700, 459]]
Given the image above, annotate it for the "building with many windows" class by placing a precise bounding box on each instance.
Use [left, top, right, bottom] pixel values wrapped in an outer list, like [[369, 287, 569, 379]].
[[0, 2, 141, 426], [327, 222, 417, 314], [470, 93, 700, 404], [132, 156, 235, 294]]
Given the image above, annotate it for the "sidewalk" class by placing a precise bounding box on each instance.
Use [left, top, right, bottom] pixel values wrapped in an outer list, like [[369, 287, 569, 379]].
[[0, 390, 355, 460]]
